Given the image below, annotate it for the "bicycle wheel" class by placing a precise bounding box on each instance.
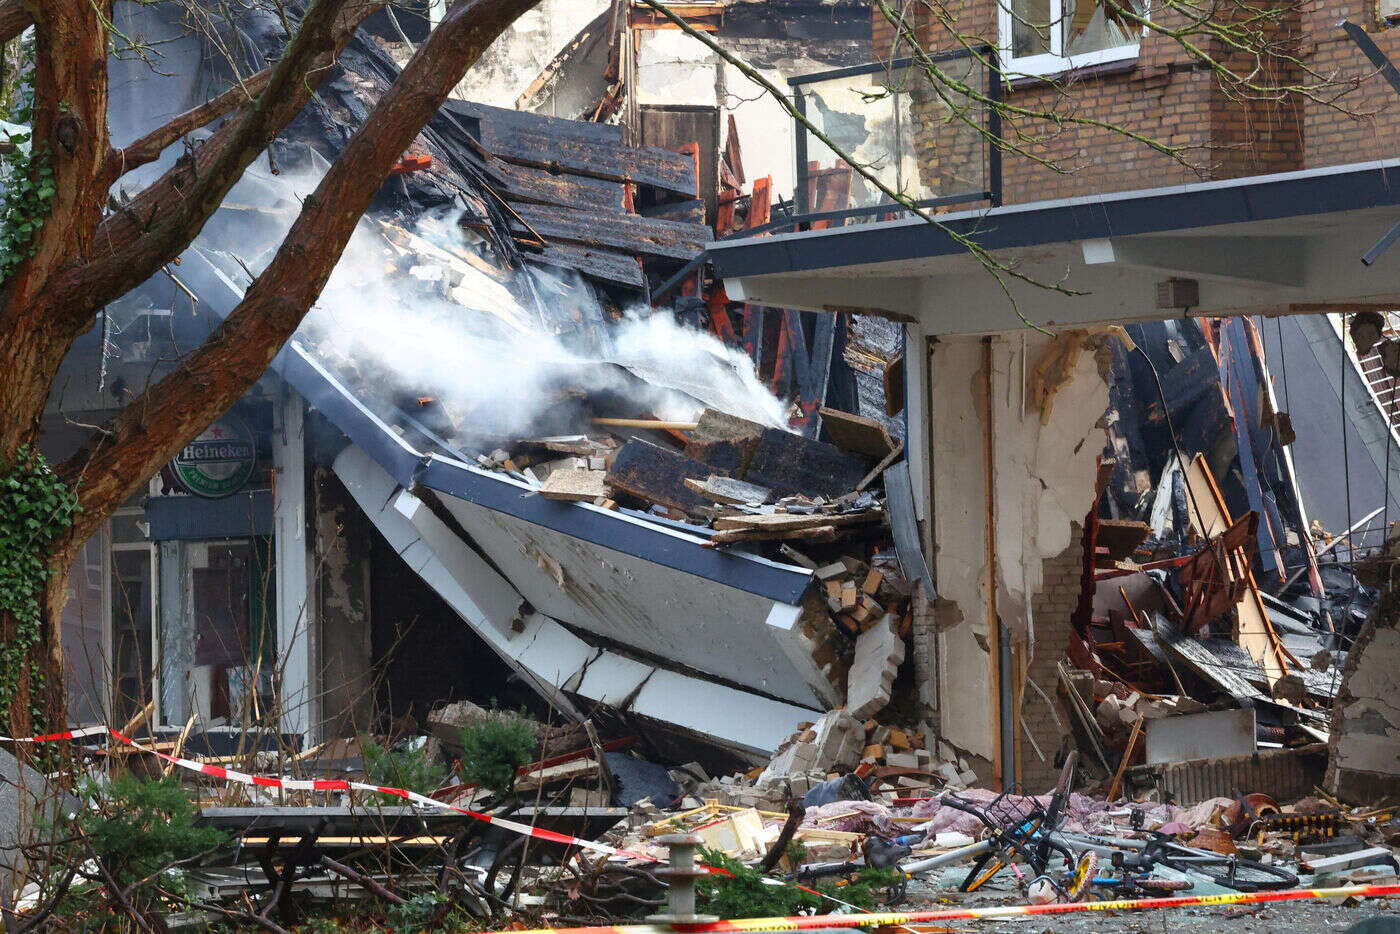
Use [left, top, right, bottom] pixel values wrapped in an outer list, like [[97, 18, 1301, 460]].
[[1152, 842, 1298, 892], [961, 853, 1008, 892]]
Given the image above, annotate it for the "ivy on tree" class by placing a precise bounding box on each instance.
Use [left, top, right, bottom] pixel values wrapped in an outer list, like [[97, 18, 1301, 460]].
[[0, 447, 78, 727], [0, 52, 56, 285]]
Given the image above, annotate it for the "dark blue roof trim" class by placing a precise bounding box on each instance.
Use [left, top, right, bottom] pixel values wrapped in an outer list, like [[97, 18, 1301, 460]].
[[417, 456, 815, 605], [180, 248, 813, 606], [275, 341, 424, 489], [709, 159, 1400, 279]]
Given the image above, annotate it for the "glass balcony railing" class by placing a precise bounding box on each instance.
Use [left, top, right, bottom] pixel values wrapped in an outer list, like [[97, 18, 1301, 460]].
[[768, 46, 1002, 235]]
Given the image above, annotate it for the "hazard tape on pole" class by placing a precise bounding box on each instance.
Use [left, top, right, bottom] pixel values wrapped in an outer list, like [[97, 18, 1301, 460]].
[[492, 883, 1400, 934]]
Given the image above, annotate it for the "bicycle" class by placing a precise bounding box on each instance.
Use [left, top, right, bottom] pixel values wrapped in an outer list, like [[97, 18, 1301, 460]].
[[916, 750, 1081, 892], [1051, 829, 1299, 892]]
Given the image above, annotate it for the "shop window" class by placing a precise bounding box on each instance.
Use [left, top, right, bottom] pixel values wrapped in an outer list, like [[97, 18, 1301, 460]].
[[1000, 0, 1142, 76], [160, 539, 276, 729], [110, 518, 156, 727]]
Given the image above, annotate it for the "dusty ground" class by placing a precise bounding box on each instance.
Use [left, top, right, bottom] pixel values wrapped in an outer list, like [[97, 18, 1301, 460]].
[[898, 870, 1400, 931], [944, 898, 1400, 931]]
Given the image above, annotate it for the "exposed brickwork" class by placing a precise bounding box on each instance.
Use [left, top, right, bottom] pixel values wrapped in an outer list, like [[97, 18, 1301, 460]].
[[1018, 523, 1082, 793], [1304, 2, 1400, 167], [873, 0, 1400, 204]]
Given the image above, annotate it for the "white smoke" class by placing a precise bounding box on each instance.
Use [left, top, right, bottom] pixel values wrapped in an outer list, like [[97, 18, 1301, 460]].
[[213, 159, 791, 449]]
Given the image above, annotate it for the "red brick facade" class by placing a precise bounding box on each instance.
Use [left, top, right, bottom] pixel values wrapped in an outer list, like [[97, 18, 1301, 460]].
[[873, 1, 1400, 204]]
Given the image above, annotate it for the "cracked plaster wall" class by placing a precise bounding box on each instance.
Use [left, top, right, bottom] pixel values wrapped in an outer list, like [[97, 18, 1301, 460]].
[[313, 468, 376, 738], [1327, 567, 1400, 802], [930, 332, 1112, 765], [452, 1, 611, 110]]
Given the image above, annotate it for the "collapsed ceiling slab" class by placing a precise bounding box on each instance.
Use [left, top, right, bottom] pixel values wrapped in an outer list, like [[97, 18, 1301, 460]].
[[334, 444, 820, 755]]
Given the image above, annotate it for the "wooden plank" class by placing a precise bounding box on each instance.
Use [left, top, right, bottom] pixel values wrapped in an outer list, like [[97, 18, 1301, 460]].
[[513, 202, 708, 262], [686, 436, 758, 475], [1182, 454, 1287, 686], [1096, 519, 1151, 561], [743, 429, 869, 499], [641, 199, 706, 223], [492, 158, 626, 214], [690, 409, 766, 444], [683, 475, 771, 504], [527, 244, 644, 290], [640, 105, 720, 223], [447, 100, 698, 196], [1155, 617, 1267, 702], [883, 353, 906, 417], [712, 512, 883, 532], [605, 439, 718, 515], [1056, 662, 1114, 775], [818, 406, 896, 458], [709, 525, 838, 545], [540, 468, 609, 502]]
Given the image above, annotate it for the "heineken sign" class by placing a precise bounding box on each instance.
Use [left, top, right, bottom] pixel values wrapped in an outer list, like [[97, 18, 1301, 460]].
[[171, 416, 257, 498]]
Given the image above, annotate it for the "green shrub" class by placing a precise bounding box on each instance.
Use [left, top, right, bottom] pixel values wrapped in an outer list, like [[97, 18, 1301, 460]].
[[362, 737, 448, 798], [696, 847, 900, 919], [67, 775, 226, 914], [458, 713, 537, 796]]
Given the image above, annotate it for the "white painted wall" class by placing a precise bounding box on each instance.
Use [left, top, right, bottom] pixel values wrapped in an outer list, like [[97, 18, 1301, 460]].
[[274, 388, 314, 738], [930, 332, 1110, 762], [453, 0, 610, 109]]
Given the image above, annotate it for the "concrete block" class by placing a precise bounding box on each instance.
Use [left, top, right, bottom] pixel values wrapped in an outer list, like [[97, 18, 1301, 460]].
[[808, 709, 864, 771], [1301, 846, 1398, 875], [886, 752, 919, 769], [846, 615, 906, 719]]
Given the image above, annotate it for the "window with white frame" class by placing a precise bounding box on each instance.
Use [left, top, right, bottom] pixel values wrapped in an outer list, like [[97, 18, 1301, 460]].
[[999, 0, 1143, 76]]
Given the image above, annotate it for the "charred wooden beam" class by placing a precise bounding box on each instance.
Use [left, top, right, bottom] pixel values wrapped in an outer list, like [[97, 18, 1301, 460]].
[[512, 203, 709, 262], [605, 439, 721, 515], [446, 100, 698, 197]]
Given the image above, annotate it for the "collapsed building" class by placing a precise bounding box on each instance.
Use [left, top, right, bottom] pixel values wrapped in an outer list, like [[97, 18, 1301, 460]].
[[35, 0, 1400, 811], [44, 0, 901, 766]]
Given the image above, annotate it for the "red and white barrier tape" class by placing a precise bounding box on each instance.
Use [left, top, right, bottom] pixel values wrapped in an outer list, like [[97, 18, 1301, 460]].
[[497, 883, 1400, 934], [2, 726, 650, 862]]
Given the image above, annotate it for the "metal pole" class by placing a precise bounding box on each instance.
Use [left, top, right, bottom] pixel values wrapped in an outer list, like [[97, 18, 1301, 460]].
[[648, 834, 717, 925]]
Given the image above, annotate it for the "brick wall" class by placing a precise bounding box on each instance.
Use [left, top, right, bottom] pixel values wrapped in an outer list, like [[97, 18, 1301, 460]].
[[1304, 2, 1400, 167], [873, 0, 1399, 204], [1018, 523, 1083, 792]]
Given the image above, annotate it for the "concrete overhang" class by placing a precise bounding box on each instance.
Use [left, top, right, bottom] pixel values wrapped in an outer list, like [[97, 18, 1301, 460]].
[[708, 159, 1400, 335]]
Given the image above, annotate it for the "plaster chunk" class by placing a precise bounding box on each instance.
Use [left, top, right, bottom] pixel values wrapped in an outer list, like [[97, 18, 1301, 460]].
[[847, 615, 905, 719]]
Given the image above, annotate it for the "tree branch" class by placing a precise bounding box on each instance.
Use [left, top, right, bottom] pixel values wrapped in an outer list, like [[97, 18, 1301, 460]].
[[48, 0, 386, 331], [60, 0, 543, 540], [0, 1, 29, 44], [106, 67, 276, 178]]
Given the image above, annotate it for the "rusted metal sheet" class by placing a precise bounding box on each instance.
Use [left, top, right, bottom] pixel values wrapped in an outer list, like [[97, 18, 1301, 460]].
[[513, 203, 709, 262], [446, 101, 698, 197]]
